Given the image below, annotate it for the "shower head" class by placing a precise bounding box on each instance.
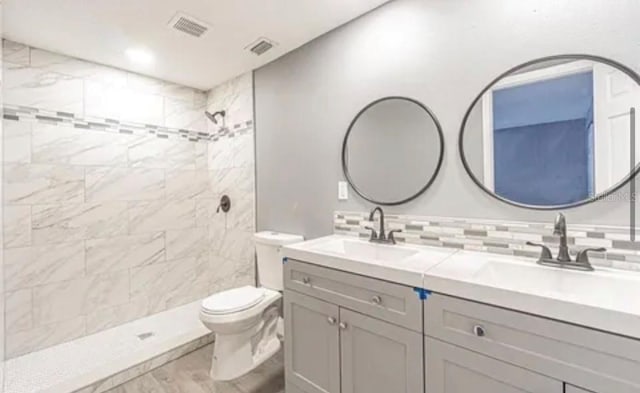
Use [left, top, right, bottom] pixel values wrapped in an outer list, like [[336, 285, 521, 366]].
[[205, 110, 226, 125]]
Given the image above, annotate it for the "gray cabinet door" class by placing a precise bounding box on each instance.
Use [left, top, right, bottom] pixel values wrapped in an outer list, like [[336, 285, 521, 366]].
[[340, 308, 423, 393], [425, 337, 563, 393], [284, 290, 340, 393]]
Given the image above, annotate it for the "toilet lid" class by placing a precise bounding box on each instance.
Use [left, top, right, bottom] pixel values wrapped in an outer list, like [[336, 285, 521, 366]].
[[201, 286, 266, 315]]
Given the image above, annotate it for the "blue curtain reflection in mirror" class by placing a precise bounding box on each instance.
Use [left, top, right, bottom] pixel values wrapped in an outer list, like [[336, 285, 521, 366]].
[[493, 71, 594, 206]]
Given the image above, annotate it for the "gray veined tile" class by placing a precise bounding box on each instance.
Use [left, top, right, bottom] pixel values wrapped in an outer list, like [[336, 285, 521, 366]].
[[165, 169, 215, 200], [164, 97, 207, 132], [219, 228, 255, 263], [163, 256, 212, 309], [5, 316, 86, 359], [195, 142, 208, 170], [4, 205, 32, 248], [207, 72, 253, 127], [85, 232, 166, 275], [3, 118, 32, 163], [85, 297, 151, 335], [3, 64, 84, 114], [130, 256, 210, 313], [85, 166, 165, 202], [166, 227, 209, 260], [126, 72, 166, 94], [4, 241, 85, 291], [32, 270, 130, 326], [3, 39, 30, 65], [232, 131, 254, 168], [210, 254, 254, 294], [210, 167, 254, 199], [5, 289, 34, 334], [31, 201, 129, 245], [128, 136, 196, 169], [4, 163, 85, 205], [128, 199, 196, 234], [226, 195, 255, 231], [195, 198, 218, 227], [208, 218, 227, 252], [130, 263, 169, 301], [32, 123, 130, 166], [208, 138, 234, 170], [85, 80, 165, 125]]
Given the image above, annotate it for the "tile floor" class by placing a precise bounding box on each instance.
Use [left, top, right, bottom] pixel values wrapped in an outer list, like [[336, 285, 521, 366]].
[[107, 344, 285, 393]]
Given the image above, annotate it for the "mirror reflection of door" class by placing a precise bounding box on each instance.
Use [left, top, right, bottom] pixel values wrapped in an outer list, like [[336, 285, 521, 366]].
[[480, 60, 640, 206]]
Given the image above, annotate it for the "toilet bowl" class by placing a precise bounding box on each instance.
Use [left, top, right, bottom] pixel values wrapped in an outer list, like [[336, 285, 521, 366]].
[[200, 231, 303, 381]]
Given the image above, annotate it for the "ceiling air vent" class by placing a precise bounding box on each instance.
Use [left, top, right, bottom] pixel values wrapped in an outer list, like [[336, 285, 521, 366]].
[[168, 12, 210, 38], [246, 37, 277, 56]]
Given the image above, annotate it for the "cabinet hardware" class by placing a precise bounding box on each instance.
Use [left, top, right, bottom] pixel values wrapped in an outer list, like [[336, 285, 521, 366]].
[[339, 322, 348, 330], [473, 325, 486, 337], [371, 295, 382, 305], [327, 317, 337, 325], [302, 277, 311, 285]]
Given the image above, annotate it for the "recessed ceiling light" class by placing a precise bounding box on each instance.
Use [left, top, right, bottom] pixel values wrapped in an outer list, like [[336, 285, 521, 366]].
[[125, 48, 154, 66]]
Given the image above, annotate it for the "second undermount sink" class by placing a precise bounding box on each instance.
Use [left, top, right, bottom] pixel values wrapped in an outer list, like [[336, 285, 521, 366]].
[[309, 237, 419, 262], [472, 260, 640, 304]]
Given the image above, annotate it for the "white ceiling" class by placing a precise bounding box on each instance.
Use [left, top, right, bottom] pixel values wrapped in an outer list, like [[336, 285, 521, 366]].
[[3, 0, 390, 90]]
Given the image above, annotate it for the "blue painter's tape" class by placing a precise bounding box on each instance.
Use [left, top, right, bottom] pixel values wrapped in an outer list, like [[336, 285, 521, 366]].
[[413, 287, 432, 300]]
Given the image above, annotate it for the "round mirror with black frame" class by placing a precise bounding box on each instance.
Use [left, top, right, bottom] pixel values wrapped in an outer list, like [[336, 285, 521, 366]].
[[459, 54, 640, 210], [342, 96, 444, 206]]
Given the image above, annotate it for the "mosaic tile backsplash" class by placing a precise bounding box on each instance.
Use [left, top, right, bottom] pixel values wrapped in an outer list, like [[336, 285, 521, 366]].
[[334, 211, 640, 272], [3, 104, 253, 144]]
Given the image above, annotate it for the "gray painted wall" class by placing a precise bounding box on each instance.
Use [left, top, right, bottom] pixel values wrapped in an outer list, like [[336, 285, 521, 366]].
[[255, 0, 640, 239]]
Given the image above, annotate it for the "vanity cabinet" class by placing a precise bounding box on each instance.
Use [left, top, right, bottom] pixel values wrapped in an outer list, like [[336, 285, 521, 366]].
[[426, 337, 562, 392], [284, 290, 340, 393], [424, 293, 640, 393], [283, 258, 640, 393], [284, 260, 424, 393]]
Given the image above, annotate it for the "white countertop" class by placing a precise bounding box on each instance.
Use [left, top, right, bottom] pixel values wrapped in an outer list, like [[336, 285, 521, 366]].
[[283, 235, 640, 340], [283, 235, 457, 287]]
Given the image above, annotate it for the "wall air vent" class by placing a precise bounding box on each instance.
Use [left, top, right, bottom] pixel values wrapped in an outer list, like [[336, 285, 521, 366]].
[[168, 12, 210, 38], [246, 37, 277, 56]]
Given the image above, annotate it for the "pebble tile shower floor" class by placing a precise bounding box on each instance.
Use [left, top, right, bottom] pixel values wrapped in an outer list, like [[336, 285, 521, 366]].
[[107, 344, 285, 393]]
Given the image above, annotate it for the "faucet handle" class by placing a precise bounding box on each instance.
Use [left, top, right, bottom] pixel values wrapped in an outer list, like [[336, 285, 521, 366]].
[[576, 247, 606, 264], [364, 226, 378, 241], [387, 229, 403, 244], [526, 241, 553, 260]]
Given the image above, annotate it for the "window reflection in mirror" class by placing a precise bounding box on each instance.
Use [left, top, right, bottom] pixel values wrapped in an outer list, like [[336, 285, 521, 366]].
[[461, 57, 640, 208]]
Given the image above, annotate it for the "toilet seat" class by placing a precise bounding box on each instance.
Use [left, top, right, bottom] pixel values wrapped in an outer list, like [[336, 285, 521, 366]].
[[201, 286, 266, 315]]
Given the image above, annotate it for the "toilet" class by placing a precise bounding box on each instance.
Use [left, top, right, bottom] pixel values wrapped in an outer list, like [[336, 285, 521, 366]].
[[200, 231, 303, 381]]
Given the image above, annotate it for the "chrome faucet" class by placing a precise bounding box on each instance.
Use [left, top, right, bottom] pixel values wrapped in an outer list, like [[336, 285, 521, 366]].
[[527, 213, 605, 271], [365, 207, 402, 244]]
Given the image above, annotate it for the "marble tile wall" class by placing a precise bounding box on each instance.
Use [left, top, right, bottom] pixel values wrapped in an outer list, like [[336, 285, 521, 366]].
[[2, 40, 256, 359], [335, 211, 640, 272], [2, 40, 208, 133]]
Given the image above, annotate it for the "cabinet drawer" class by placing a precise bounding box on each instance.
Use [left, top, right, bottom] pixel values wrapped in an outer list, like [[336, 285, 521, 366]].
[[284, 259, 422, 331], [424, 293, 640, 393]]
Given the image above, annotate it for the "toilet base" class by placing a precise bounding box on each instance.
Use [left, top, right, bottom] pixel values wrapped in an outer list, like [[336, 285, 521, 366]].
[[210, 308, 281, 381]]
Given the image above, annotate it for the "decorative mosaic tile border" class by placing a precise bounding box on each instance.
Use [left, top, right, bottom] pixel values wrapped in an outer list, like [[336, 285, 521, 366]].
[[72, 333, 215, 393], [334, 211, 640, 272], [3, 104, 253, 143]]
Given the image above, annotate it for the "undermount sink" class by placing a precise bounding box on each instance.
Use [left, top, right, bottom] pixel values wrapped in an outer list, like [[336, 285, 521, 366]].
[[472, 260, 639, 302], [309, 237, 420, 262]]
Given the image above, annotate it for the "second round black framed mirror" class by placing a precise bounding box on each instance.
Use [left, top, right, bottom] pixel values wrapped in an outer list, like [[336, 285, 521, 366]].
[[458, 54, 640, 210]]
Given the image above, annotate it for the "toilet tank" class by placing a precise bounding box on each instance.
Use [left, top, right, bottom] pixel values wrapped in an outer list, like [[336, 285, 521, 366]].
[[254, 231, 304, 291]]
